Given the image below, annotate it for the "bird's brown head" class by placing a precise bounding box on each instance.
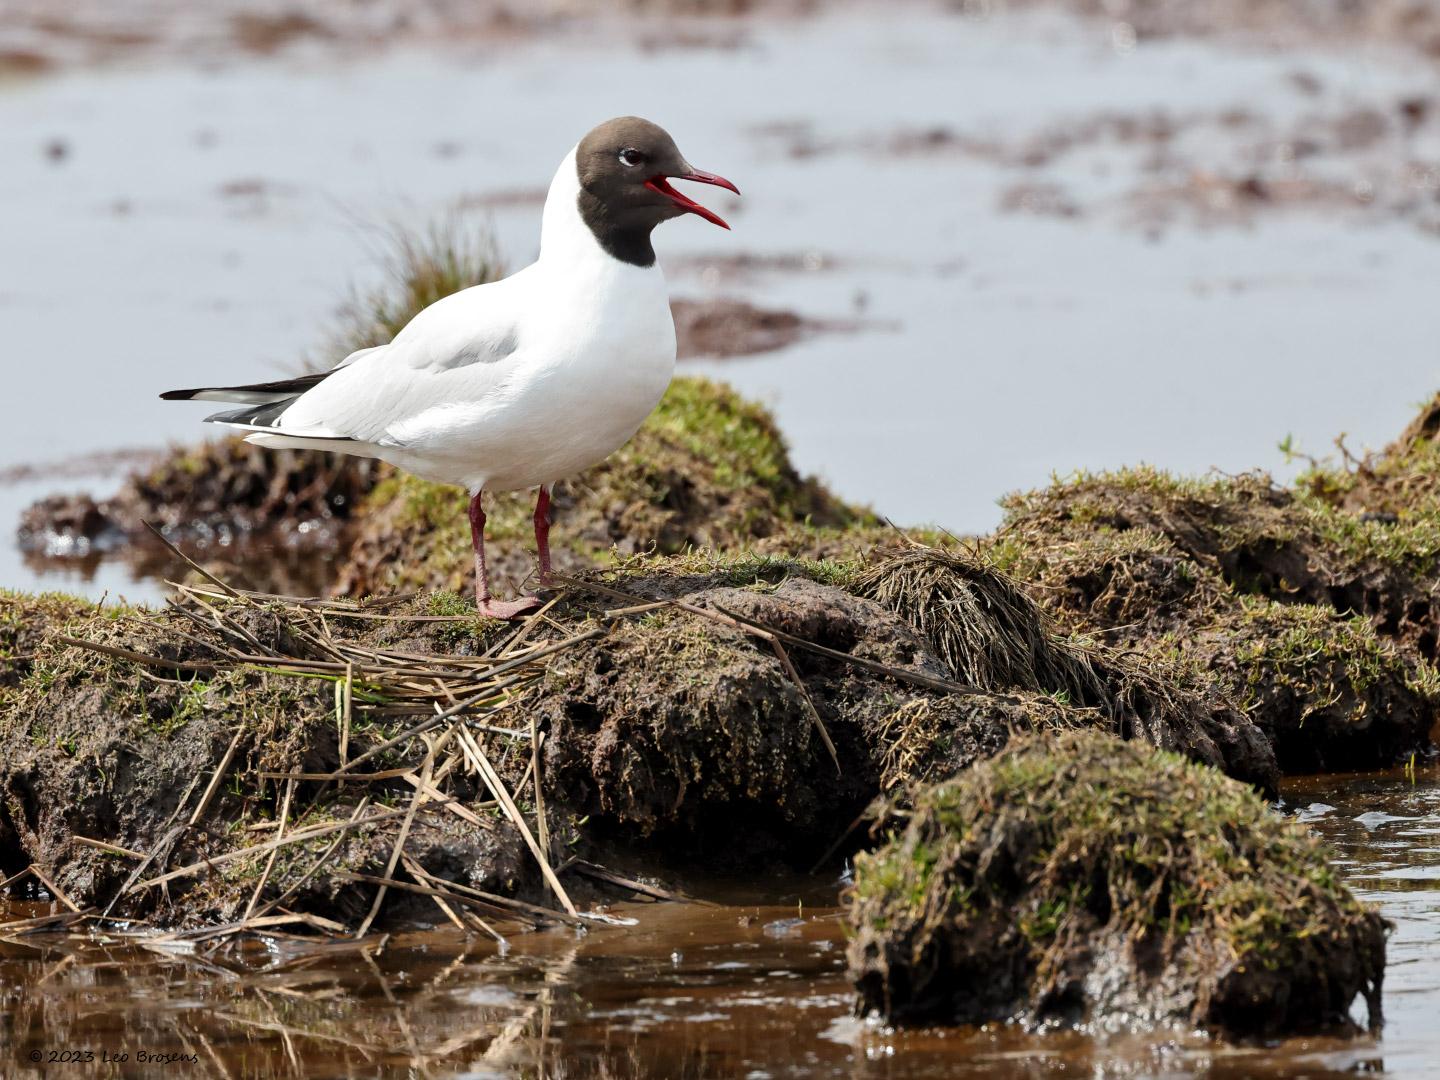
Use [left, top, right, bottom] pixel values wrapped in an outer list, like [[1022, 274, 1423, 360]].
[[575, 116, 739, 267]]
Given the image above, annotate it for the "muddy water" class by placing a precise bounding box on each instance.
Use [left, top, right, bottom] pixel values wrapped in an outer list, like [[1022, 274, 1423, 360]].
[[6, 5, 1440, 601], [3, 766, 1436, 1078]]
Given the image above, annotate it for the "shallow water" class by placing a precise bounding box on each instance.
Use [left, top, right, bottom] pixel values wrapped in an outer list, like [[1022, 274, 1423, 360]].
[[4, 9, 1440, 1073], [4, 4, 1440, 600], [3, 766, 1437, 1078]]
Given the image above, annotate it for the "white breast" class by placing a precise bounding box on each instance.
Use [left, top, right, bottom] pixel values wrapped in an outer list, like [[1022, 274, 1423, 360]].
[[366, 146, 678, 494]]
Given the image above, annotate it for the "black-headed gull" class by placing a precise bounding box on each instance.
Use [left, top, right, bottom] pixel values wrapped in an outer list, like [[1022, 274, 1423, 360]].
[[162, 117, 739, 618]]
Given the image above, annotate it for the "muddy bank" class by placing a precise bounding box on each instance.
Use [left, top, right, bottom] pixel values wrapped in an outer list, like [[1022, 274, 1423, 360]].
[[12, 0, 1440, 76], [17, 440, 382, 560], [764, 91, 1440, 239], [847, 730, 1387, 1037], [672, 296, 859, 359], [0, 0, 819, 73], [1, 537, 1282, 926], [1007, 0, 1440, 57], [992, 464, 1440, 774], [18, 390, 1439, 786]]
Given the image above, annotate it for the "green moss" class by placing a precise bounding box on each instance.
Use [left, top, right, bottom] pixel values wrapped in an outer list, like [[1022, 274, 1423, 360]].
[[609, 375, 798, 498], [848, 731, 1385, 1035], [1229, 595, 1440, 706]]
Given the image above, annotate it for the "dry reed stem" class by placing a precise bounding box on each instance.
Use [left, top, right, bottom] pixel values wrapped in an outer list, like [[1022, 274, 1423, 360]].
[[456, 726, 577, 917], [356, 737, 441, 937], [190, 726, 246, 827]]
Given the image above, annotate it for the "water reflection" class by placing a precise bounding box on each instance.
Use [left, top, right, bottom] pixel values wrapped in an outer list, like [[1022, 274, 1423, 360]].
[[3, 769, 1437, 1078]]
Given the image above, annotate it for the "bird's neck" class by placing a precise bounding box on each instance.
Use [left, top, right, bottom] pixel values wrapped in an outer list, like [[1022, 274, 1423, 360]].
[[539, 146, 660, 272]]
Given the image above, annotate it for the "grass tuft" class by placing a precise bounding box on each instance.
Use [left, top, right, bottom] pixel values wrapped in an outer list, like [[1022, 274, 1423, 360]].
[[847, 730, 1387, 1037]]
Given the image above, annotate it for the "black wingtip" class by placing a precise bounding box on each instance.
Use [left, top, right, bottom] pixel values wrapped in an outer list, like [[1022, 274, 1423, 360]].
[[160, 388, 199, 401]]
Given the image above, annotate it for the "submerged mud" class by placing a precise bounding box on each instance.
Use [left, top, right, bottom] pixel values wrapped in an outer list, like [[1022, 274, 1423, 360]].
[[671, 296, 857, 359]]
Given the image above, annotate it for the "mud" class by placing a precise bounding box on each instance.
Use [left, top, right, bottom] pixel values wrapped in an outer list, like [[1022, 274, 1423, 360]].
[[765, 92, 1440, 238], [993, 465, 1440, 774], [672, 296, 845, 359], [17, 441, 383, 562], [847, 730, 1387, 1038], [1004, 0, 1440, 57], [1, 536, 1285, 927], [0, 0, 816, 71]]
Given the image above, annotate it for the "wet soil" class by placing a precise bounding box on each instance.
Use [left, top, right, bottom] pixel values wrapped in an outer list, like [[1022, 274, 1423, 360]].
[[762, 93, 1440, 239], [0, 545, 1276, 926], [2, 766, 1435, 1078], [1007, 0, 1440, 57], [847, 731, 1384, 1038], [0, 0, 828, 73], [992, 467, 1440, 775]]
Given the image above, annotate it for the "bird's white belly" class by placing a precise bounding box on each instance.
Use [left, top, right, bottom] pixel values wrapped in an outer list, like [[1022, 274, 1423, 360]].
[[387, 326, 675, 494]]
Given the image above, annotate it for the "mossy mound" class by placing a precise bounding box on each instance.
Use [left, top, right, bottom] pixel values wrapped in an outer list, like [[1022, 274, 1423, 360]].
[[1301, 391, 1440, 520], [0, 590, 95, 690], [0, 592, 542, 922], [853, 547, 1277, 794], [846, 730, 1387, 1039], [1001, 466, 1440, 646], [334, 376, 867, 597], [1, 545, 1281, 919], [1190, 598, 1440, 773], [16, 440, 384, 575], [994, 467, 1440, 772]]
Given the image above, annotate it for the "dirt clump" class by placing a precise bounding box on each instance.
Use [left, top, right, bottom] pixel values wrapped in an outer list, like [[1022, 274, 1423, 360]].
[[846, 730, 1387, 1038], [1, 541, 1282, 922], [17, 440, 384, 560], [999, 0, 1440, 57], [0, 589, 569, 924], [1303, 391, 1440, 522], [852, 547, 1278, 794], [994, 467, 1440, 772]]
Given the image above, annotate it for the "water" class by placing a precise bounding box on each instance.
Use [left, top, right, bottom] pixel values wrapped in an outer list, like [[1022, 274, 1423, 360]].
[[4, 6, 1440, 600], [3, 7, 1439, 1075], [3, 767, 1436, 1077]]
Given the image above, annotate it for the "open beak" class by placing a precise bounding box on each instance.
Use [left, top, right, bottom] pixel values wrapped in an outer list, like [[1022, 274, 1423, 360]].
[[645, 168, 740, 230]]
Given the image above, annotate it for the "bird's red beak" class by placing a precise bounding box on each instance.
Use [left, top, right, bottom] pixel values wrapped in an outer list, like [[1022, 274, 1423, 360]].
[[645, 169, 740, 230]]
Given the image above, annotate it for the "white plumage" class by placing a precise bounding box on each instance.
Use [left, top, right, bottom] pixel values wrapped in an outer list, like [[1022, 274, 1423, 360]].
[[242, 147, 677, 494], [166, 116, 736, 616]]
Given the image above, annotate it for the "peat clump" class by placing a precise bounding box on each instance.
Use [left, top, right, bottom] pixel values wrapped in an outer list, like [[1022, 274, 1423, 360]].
[[1, 544, 1277, 926], [853, 547, 1277, 793], [671, 296, 852, 359], [17, 440, 383, 563], [995, 467, 1440, 772], [846, 730, 1387, 1039]]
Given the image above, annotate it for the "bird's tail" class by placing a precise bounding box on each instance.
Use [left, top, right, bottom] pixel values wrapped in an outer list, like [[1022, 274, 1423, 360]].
[[159, 371, 332, 406]]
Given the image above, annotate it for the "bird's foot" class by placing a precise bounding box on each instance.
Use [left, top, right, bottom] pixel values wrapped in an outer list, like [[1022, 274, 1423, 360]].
[[475, 595, 543, 620]]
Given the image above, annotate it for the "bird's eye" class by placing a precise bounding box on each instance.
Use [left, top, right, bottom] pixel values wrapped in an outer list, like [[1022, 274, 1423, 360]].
[[618, 148, 644, 168]]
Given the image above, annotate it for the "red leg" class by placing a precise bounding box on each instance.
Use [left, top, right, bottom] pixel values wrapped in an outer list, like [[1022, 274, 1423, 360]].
[[534, 485, 553, 586], [467, 489, 539, 620]]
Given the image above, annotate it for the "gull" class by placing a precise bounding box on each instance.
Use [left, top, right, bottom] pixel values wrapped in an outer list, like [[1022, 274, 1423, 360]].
[[162, 117, 738, 617]]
